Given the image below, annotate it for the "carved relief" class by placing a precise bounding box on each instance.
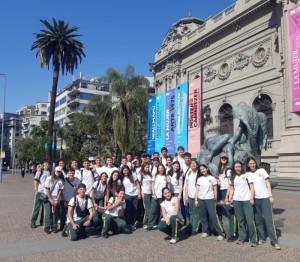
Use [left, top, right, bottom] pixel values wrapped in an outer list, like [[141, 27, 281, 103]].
[[218, 62, 232, 80], [233, 54, 250, 70], [204, 67, 217, 82], [252, 47, 270, 68]]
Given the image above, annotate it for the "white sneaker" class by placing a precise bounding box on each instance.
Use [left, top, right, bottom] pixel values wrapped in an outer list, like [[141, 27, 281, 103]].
[[143, 225, 147, 229], [152, 225, 158, 230], [201, 233, 208, 238], [169, 238, 178, 244], [216, 235, 224, 241], [274, 244, 281, 250]]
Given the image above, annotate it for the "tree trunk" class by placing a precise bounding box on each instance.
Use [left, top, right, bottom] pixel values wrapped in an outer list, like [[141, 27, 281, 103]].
[[46, 65, 60, 162]]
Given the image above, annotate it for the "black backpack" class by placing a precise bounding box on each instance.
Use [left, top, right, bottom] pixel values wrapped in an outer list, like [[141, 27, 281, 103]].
[[74, 195, 90, 218]]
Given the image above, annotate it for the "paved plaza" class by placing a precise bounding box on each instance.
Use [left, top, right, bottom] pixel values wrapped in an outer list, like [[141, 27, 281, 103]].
[[0, 172, 300, 262]]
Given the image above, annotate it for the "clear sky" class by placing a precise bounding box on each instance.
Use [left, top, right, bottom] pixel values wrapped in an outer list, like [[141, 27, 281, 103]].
[[0, 0, 234, 113]]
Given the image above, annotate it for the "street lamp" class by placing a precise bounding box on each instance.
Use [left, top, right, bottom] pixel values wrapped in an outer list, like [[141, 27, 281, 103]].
[[0, 73, 6, 183]]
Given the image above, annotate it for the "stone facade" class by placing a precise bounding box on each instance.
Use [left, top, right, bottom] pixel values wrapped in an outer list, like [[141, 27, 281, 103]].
[[151, 0, 300, 178]]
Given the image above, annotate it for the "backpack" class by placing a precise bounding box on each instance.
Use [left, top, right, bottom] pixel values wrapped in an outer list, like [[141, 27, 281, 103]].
[[80, 169, 95, 183], [38, 171, 44, 184], [224, 168, 231, 179], [74, 195, 90, 218]]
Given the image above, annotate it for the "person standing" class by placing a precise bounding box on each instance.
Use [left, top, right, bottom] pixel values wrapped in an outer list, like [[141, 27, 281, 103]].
[[158, 187, 184, 244], [21, 167, 25, 178], [102, 157, 118, 180], [30, 161, 51, 228], [228, 161, 258, 247], [246, 157, 281, 250]]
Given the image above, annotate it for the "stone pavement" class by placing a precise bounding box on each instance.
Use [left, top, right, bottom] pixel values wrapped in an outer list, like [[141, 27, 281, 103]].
[[1, 172, 300, 262]]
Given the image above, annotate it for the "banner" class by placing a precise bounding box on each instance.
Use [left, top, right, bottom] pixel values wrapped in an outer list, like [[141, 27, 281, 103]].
[[188, 78, 201, 153], [165, 89, 176, 154], [155, 93, 166, 152], [175, 82, 188, 151], [147, 96, 156, 155], [288, 6, 300, 112]]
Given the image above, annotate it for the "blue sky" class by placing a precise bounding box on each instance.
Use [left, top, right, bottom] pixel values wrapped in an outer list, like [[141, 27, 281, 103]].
[[0, 0, 234, 113]]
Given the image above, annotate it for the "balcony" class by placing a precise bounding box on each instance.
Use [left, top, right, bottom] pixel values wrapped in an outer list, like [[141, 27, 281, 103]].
[[66, 108, 82, 117], [67, 98, 80, 106]]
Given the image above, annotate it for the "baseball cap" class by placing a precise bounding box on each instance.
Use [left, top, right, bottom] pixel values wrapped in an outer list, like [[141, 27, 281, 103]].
[[55, 166, 62, 172], [220, 152, 228, 158]]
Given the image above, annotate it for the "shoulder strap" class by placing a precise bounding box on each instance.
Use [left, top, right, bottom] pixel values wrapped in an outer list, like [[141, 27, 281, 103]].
[[91, 170, 95, 182], [66, 178, 75, 188], [185, 167, 191, 176], [38, 171, 44, 184], [84, 195, 89, 209], [80, 169, 83, 182], [224, 168, 231, 179]]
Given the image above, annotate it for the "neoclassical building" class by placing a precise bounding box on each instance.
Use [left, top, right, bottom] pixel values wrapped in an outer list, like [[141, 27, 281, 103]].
[[150, 0, 300, 178]]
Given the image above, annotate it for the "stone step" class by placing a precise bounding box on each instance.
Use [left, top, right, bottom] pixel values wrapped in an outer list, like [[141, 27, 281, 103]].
[[271, 178, 300, 191]]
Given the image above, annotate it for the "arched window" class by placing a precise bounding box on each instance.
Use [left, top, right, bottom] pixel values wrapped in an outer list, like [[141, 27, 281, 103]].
[[219, 103, 233, 135], [253, 94, 273, 139]]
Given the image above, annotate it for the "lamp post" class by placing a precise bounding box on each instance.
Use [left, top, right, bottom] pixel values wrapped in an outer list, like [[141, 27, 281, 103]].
[[0, 73, 6, 183], [52, 122, 59, 168]]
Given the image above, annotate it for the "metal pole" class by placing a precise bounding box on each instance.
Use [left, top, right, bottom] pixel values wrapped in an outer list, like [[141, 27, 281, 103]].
[[0, 74, 6, 183]]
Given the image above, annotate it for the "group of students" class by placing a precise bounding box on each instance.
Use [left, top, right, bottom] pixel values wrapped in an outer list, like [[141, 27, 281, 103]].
[[29, 146, 281, 250]]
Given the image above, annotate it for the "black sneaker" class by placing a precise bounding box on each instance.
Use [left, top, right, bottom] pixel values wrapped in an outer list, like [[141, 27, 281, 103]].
[[101, 233, 108, 238], [227, 236, 238, 242], [52, 229, 59, 233], [30, 223, 37, 229], [44, 229, 51, 234], [164, 235, 172, 240], [61, 230, 68, 237]]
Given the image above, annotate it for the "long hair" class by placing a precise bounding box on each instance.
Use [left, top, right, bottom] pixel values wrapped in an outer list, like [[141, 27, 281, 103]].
[[107, 170, 122, 191], [140, 162, 151, 177], [167, 161, 181, 180], [161, 187, 172, 201], [156, 163, 166, 176], [217, 157, 228, 175], [246, 157, 259, 172], [230, 161, 245, 183], [120, 164, 134, 183]]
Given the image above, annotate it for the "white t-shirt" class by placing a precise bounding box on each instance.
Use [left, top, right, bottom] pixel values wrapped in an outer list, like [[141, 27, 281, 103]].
[[75, 169, 99, 195], [173, 156, 185, 171], [102, 166, 118, 180], [137, 173, 152, 194], [161, 157, 167, 168], [161, 197, 184, 221], [105, 197, 126, 217], [123, 174, 138, 196], [219, 167, 231, 191], [44, 176, 64, 199], [63, 177, 81, 201], [230, 173, 253, 201], [151, 165, 158, 177], [67, 195, 93, 222], [248, 168, 270, 199], [186, 171, 197, 199], [34, 170, 51, 193], [196, 175, 217, 200], [153, 174, 169, 198], [91, 181, 107, 199], [95, 166, 105, 176], [168, 173, 182, 194]]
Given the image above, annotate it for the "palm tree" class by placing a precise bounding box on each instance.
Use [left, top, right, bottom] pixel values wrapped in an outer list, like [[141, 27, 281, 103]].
[[31, 18, 85, 160], [106, 65, 149, 155]]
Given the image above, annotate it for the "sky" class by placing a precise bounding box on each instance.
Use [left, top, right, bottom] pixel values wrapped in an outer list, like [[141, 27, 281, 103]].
[[0, 0, 234, 113]]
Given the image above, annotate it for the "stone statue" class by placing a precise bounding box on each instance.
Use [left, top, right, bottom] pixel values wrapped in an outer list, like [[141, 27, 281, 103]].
[[197, 102, 268, 175]]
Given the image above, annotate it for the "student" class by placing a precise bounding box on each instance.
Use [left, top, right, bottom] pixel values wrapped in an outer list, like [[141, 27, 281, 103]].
[[58, 160, 67, 178], [30, 161, 51, 228], [246, 157, 281, 250], [120, 165, 142, 230], [217, 153, 238, 242], [152, 152, 160, 158], [101, 186, 130, 238], [165, 156, 173, 173], [184, 160, 200, 235], [160, 147, 168, 168], [228, 161, 258, 247], [60, 168, 80, 232], [146, 164, 170, 231], [93, 156, 104, 176], [150, 157, 160, 177], [70, 160, 81, 179], [158, 187, 184, 244], [125, 152, 133, 170], [173, 146, 185, 169], [102, 157, 119, 179], [137, 163, 152, 228], [91, 172, 108, 227], [43, 166, 64, 234], [75, 158, 99, 196], [167, 161, 183, 199], [66, 183, 93, 241], [195, 164, 225, 240], [105, 170, 123, 206]]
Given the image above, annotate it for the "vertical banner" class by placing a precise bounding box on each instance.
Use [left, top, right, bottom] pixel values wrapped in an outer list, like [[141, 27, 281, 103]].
[[165, 89, 176, 154], [175, 82, 188, 151], [155, 93, 166, 152], [288, 6, 300, 112], [188, 78, 201, 153], [147, 96, 156, 155]]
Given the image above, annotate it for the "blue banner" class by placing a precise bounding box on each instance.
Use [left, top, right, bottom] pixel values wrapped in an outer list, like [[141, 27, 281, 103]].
[[175, 82, 188, 151], [165, 89, 176, 154], [155, 93, 165, 152], [147, 96, 156, 155]]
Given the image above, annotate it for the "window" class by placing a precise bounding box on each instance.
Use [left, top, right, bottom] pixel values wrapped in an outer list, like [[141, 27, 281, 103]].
[[253, 94, 273, 139], [79, 93, 92, 100], [219, 103, 233, 135]]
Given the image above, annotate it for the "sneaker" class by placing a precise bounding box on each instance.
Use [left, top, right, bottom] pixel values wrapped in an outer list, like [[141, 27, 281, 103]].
[[164, 235, 172, 240], [152, 225, 158, 230], [61, 229, 68, 237], [143, 225, 147, 229], [108, 230, 114, 236], [201, 233, 208, 238], [227, 236, 237, 242], [30, 223, 37, 229], [123, 227, 131, 234], [216, 235, 224, 241], [52, 228, 59, 233], [251, 242, 258, 247], [134, 221, 141, 228], [128, 225, 136, 231], [258, 240, 266, 245], [274, 244, 281, 250], [101, 233, 108, 238], [169, 238, 178, 244], [44, 229, 51, 234]]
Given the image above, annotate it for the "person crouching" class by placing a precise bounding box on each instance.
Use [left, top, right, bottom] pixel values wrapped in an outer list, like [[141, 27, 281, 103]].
[[66, 183, 93, 241]]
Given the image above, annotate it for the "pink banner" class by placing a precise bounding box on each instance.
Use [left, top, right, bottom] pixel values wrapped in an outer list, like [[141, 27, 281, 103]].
[[289, 6, 300, 112], [188, 78, 201, 153]]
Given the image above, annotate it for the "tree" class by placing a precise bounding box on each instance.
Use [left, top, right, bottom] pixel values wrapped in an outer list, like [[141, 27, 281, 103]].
[[31, 18, 85, 160], [106, 65, 149, 156]]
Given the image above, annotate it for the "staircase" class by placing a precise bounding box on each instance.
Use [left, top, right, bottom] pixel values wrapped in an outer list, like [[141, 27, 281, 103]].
[[271, 177, 300, 191]]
